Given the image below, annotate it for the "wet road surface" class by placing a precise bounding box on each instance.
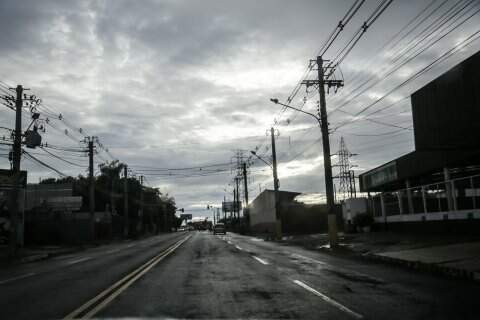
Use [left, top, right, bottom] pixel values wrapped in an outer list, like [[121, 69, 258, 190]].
[[1, 231, 479, 319]]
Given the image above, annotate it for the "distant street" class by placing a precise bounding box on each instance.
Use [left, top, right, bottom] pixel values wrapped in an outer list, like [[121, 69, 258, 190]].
[[0, 231, 479, 319]]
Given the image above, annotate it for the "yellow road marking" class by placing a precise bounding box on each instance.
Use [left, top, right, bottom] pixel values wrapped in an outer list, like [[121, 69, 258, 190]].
[[63, 235, 190, 319]]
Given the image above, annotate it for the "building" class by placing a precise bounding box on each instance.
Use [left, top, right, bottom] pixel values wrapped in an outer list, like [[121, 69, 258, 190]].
[[359, 50, 480, 232], [248, 189, 342, 234], [342, 197, 368, 231], [248, 190, 300, 234]]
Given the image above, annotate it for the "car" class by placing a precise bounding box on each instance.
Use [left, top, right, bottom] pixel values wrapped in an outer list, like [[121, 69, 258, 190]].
[[213, 223, 226, 235]]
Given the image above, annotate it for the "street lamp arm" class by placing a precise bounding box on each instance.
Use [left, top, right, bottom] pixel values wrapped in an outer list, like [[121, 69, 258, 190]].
[[250, 151, 273, 169], [270, 98, 319, 121]]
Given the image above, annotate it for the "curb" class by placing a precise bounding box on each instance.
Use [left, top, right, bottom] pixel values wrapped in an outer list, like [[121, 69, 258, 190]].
[[313, 246, 478, 282], [18, 248, 85, 264], [19, 253, 49, 263], [362, 252, 477, 281]]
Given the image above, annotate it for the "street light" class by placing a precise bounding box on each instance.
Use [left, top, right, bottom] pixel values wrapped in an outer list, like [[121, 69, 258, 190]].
[[270, 98, 320, 123], [270, 97, 339, 248], [250, 150, 272, 168]]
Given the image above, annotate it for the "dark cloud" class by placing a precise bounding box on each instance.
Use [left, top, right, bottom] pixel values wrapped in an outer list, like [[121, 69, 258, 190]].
[[0, 0, 479, 215]]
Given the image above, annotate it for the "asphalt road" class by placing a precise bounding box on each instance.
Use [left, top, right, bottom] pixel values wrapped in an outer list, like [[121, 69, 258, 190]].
[[1, 231, 479, 319]]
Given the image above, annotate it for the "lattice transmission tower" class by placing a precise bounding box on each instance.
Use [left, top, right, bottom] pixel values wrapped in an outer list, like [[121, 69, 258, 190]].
[[333, 137, 357, 200]]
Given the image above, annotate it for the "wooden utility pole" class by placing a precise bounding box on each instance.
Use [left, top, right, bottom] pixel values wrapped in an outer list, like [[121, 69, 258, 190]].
[[270, 127, 281, 240]]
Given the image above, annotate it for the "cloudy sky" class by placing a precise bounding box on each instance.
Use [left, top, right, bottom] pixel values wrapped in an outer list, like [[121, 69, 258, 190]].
[[1, 0, 479, 219]]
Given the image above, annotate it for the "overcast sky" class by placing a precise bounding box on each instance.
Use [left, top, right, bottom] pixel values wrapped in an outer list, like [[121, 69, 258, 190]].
[[1, 0, 479, 220]]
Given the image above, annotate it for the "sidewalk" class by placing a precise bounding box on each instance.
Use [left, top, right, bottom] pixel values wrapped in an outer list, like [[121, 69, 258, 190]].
[[0, 233, 166, 267], [279, 232, 480, 281], [0, 244, 85, 266]]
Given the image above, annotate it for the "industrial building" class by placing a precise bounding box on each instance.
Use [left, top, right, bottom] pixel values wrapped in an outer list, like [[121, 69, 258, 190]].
[[359, 50, 480, 231], [248, 189, 342, 234]]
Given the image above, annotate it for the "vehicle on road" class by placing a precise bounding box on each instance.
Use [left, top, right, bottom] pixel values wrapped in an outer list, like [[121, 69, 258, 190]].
[[213, 223, 226, 235]]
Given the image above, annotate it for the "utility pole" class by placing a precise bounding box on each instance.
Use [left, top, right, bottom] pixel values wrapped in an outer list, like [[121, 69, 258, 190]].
[[317, 56, 338, 248], [232, 182, 237, 222], [352, 170, 357, 198], [270, 127, 281, 240], [87, 137, 95, 240], [140, 175, 144, 233], [271, 56, 343, 247], [123, 165, 129, 237], [235, 176, 240, 220], [9, 85, 23, 257], [242, 162, 249, 208], [223, 195, 226, 222]]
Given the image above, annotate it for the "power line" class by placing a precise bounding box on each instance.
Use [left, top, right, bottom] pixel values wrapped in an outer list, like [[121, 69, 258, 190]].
[[38, 147, 88, 168], [23, 151, 67, 177], [333, 26, 480, 131], [329, 0, 479, 116]]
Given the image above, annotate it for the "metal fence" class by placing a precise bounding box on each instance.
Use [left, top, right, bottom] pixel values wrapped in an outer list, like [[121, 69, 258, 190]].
[[370, 174, 480, 218]]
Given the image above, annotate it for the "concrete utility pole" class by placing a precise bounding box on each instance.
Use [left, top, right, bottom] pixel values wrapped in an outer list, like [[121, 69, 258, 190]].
[[123, 165, 129, 237], [316, 56, 338, 247], [235, 176, 240, 220], [272, 56, 343, 247], [270, 127, 281, 240], [9, 85, 23, 257], [242, 162, 249, 208], [140, 175, 144, 233], [87, 137, 95, 239], [223, 195, 226, 222], [233, 180, 237, 221]]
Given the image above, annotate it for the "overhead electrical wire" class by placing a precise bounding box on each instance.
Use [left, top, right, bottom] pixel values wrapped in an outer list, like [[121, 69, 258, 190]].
[[38, 147, 88, 168], [329, 0, 479, 116], [333, 27, 480, 131], [23, 150, 67, 177], [242, 0, 368, 179]]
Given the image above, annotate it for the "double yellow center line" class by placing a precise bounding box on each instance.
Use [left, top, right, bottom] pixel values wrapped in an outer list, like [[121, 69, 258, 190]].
[[63, 235, 191, 319]]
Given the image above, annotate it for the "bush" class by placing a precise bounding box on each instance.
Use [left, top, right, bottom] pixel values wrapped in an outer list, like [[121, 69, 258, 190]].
[[353, 213, 374, 227]]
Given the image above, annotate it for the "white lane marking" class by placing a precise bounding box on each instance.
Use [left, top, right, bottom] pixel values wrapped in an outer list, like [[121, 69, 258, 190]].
[[235, 245, 243, 251], [126, 244, 134, 248], [0, 272, 36, 285], [66, 257, 92, 265], [252, 256, 269, 265], [105, 249, 121, 254], [293, 280, 363, 319], [227, 240, 232, 245], [250, 237, 263, 242], [291, 253, 327, 266]]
